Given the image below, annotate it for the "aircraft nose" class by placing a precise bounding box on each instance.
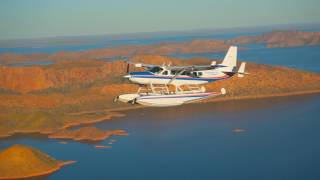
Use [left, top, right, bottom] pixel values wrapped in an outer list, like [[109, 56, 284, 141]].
[[123, 75, 131, 78]]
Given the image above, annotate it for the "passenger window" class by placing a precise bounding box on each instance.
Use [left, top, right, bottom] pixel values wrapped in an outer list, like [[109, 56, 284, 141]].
[[170, 71, 176, 75], [198, 72, 203, 76], [162, 70, 168, 75]]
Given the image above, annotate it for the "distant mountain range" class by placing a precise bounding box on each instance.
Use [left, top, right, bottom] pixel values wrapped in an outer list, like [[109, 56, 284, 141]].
[[0, 22, 319, 48], [1, 30, 320, 66]]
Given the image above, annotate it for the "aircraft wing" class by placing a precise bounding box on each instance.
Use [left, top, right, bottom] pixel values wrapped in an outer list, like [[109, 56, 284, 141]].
[[129, 62, 227, 71], [127, 62, 158, 69], [166, 64, 227, 71]]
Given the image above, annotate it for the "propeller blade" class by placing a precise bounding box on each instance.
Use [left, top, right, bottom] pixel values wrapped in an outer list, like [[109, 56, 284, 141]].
[[126, 63, 130, 73], [168, 70, 185, 84]]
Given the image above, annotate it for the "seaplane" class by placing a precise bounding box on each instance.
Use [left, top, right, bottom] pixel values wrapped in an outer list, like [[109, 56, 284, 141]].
[[114, 46, 249, 107]]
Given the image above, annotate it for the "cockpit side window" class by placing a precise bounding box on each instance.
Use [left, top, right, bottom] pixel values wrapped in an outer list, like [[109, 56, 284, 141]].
[[162, 70, 168, 75], [181, 71, 191, 76], [192, 72, 197, 77], [150, 67, 163, 74]]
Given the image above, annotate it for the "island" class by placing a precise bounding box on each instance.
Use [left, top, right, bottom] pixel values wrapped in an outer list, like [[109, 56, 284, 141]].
[[95, 145, 112, 149], [48, 127, 128, 142], [0, 144, 75, 179]]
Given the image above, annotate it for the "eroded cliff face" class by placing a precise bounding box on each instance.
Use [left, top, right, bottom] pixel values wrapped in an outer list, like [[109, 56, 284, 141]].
[[0, 60, 128, 93]]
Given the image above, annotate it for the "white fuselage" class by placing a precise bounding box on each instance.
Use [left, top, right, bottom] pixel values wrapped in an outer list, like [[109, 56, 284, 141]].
[[126, 69, 230, 86], [136, 92, 219, 107], [117, 91, 222, 107]]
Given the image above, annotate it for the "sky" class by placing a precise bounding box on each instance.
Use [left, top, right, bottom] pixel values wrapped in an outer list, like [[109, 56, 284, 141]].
[[0, 0, 319, 39]]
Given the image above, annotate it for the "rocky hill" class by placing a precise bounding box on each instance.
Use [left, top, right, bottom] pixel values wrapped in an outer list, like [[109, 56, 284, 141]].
[[227, 31, 320, 48]]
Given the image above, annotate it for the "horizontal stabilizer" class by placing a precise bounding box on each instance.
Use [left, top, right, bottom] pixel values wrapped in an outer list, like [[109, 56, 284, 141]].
[[237, 62, 249, 78], [211, 64, 227, 68]]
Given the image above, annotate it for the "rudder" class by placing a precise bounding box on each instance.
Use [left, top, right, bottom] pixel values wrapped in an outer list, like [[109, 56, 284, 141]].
[[221, 46, 237, 68]]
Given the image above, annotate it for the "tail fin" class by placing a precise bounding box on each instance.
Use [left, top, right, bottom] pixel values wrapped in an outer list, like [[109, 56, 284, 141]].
[[237, 62, 249, 78], [219, 46, 237, 72]]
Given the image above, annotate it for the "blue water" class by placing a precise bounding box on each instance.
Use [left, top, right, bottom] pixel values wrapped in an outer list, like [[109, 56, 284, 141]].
[[171, 45, 320, 73], [0, 95, 319, 180]]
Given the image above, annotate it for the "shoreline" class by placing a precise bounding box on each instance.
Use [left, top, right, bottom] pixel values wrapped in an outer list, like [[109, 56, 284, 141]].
[[0, 89, 319, 139], [0, 160, 76, 180]]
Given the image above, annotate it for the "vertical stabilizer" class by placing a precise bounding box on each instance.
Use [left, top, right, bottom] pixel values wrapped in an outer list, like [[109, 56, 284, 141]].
[[219, 46, 237, 72]]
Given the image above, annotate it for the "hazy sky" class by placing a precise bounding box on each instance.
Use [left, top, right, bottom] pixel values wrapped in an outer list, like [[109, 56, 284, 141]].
[[0, 0, 319, 39]]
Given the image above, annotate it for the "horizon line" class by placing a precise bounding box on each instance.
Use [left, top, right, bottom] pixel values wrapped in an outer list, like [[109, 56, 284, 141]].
[[1, 21, 320, 41]]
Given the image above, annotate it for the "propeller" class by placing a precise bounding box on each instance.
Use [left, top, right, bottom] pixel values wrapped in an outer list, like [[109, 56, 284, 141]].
[[126, 63, 130, 73], [168, 69, 185, 85]]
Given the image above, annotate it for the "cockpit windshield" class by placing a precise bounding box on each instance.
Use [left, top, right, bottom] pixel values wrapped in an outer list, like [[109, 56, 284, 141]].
[[149, 67, 163, 74]]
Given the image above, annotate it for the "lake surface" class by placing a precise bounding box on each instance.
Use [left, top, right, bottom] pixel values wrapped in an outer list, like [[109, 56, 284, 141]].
[[0, 95, 319, 180]]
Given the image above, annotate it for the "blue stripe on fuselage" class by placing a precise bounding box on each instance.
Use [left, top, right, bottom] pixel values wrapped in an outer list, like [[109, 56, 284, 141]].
[[130, 75, 223, 82], [129, 71, 154, 75]]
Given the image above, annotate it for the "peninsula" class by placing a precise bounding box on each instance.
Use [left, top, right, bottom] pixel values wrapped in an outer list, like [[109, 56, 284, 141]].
[[48, 127, 128, 142]]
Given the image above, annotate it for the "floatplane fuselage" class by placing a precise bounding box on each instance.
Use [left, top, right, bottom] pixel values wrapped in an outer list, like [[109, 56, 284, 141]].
[[114, 46, 248, 107], [123, 46, 247, 86]]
